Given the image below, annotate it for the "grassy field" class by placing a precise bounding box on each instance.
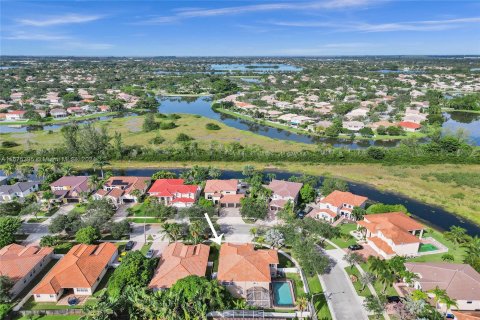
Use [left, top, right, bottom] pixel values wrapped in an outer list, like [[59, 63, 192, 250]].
[[0, 112, 119, 126], [2, 113, 314, 153], [330, 223, 358, 248], [307, 275, 332, 320]]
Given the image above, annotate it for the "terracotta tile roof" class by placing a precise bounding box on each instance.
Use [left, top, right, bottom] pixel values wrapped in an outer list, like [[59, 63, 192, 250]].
[[148, 179, 198, 197], [270, 199, 288, 208], [204, 179, 238, 193], [453, 311, 480, 320], [149, 243, 210, 290], [321, 190, 368, 208], [307, 208, 337, 218], [405, 262, 480, 301], [398, 121, 422, 129], [217, 243, 278, 283], [33, 243, 117, 295], [219, 194, 244, 204], [368, 237, 395, 255], [360, 212, 423, 245], [266, 180, 302, 199], [0, 244, 53, 283]]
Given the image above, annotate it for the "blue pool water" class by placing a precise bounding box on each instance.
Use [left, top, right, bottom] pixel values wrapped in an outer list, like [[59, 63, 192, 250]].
[[273, 281, 294, 306]]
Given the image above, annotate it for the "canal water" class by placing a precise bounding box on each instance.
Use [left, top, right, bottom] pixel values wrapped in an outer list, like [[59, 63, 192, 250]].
[[82, 167, 480, 236]]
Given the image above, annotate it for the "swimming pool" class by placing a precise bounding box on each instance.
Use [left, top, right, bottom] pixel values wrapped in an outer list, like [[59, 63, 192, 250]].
[[419, 243, 438, 252], [272, 281, 294, 307]]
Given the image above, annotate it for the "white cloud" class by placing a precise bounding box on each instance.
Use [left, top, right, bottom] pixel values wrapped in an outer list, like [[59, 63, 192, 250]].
[[137, 0, 375, 24], [278, 42, 377, 55], [3, 31, 70, 41], [62, 41, 114, 50], [17, 14, 103, 27]]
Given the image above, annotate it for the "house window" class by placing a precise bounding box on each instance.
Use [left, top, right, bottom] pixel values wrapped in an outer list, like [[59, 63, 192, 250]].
[[36, 295, 41, 298], [24, 279, 27, 283], [467, 301, 472, 304], [76, 288, 89, 293], [49, 295, 55, 298]]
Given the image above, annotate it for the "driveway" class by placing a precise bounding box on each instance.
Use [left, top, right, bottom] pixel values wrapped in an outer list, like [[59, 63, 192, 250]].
[[217, 208, 253, 243], [319, 248, 369, 320], [113, 203, 134, 222]]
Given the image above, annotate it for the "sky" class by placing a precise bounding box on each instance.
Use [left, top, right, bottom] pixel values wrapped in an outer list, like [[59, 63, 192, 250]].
[[1, 0, 480, 56]]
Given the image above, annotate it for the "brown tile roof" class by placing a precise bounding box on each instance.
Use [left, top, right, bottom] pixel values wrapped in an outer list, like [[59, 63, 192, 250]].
[[149, 243, 210, 290], [33, 243, 117, 295], [103, 176, 151, 195], [266, 180, 302, 198], [405, 262, 480, 301], [204, 179, 238, 193], [321, 190, 368, 208], [50, 176, 90, 194], [359, 212, 423, 245], [453, 311, 480, 320], [217, 243, 278, 283], [0, 244, 53, 283], [219, 194, 244, 204]]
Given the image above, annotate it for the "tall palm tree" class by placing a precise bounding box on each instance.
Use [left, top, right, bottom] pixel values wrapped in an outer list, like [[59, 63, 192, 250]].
[[37, 164, 53, 179], [296, 296, 308, 319], [444, 226, 468, 245], [62, 164, 75, 176], [2, 163, 17, 177], [428, 286, 457, 311], [93, 158, 110, 178], [88, 174, 100, 191], [208, 167, 221, 179], [189, 220, 204, 245], [163, 223, 183, 242], [359, 272, 376, 292], [19, 165, 33, 181], [411, 289, 428, 301]]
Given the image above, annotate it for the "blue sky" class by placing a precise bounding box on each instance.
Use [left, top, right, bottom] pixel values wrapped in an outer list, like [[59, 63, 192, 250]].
[[1, 0, 479, 56]]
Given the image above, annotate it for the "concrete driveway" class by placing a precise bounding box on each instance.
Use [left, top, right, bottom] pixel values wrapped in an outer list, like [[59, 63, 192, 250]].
[[319, 248, 369, 320], [217, 208, 253, 243]]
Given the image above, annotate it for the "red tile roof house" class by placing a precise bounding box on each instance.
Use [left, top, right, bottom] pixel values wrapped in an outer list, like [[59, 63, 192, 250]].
[[204, 179, 244, 208], [5, 110, 27, 121], [265, 179, 303, 211], [217, 243, 279, 308], [148, 179, 200, 208], [93, 176, 151, 206], [0, 244, 53, 298], [308, 190, 368, 223], [148, 243, 210, 291], [50, 176, 91, 203], [398, 121, 422, 132], [66, 106, 85, 116], [33, 243, 118, 302], [357, 212, 425, 259], [404, 262, 480, 313]]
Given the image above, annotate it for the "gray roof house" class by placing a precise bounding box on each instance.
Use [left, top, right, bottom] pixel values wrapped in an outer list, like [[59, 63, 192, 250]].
[[0, 182, 40, 202]]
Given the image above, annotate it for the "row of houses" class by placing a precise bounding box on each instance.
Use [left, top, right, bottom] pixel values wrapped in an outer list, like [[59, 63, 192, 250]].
[[0, 105, 111, 121]]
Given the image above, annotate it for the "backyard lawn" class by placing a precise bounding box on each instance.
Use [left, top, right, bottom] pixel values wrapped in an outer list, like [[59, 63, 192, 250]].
[[330, 223, 358, 248], [307, 275, 332, 320], [407, 228, 466, 263], [209, 243, 220, 272]]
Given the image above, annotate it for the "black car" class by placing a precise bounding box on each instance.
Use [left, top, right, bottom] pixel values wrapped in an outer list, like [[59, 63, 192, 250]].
[[125, 241, 135, 251], [387, 296, 401, 303], [348, 244, 363, 251]]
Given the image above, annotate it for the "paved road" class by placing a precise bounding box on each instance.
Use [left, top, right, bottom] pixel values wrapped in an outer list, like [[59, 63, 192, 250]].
[[319, 249, 368, 320]]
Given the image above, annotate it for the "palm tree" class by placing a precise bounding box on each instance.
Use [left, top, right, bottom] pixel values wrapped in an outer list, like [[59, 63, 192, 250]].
[[88, 174, 100, 191], [19, 165, 33, 181], [411, 289, 428, 301], [37, 164, 53, 179], [444, 226, 468, 245], [359, 272, 376, 292], [62, 164, 75, 176], [163, 223, 183, 242], [296, 295, 308, 319], [266, 173, 276, 182], [428, 286, 457, 311], [130, 189, 142, 203], [208, 167, 221, 179], [189, 220, 204, 245], [93, 158, 110, 178]]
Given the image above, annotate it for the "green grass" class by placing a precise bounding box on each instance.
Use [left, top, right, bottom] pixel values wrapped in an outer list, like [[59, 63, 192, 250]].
[[22, 297, 85, 310], [128, 217, 163, 223], [344, 266, 369, 297], [16, 316, 81, 320], [306, 275, 332, 320], [92, 268, 114, 297], [71, 204, 86, 215], [27, 217, 48, 223], [278, 253, 295, 268], [114, 241, 128, 252], [330, 223, 358, 248], [407, 228, 466, 263], [140, 242, 152, 255], [285, 273, 304, 298], [346, 264, 398, 297]]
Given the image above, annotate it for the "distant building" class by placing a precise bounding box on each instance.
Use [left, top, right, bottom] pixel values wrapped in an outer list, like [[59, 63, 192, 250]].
[[398, 121, 422, 132], [149, 243, 210, 290], [50, 108, 67, 118], [50, 176, 91, 203], [308, 190, 367, 222], [0, 244, 53, 298], [265, 179, 303, 211], [148, 179, 200, 208], [5, 110, 26, 121]]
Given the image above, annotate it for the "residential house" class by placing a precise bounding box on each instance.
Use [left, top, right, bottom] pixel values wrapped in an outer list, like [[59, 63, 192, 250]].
[[0, 244, 53, 298], [5, 111, 26, 121], [308, 190, 368, 222], [398, 121, 422, 132], [148, 179, 200, 208], [93, 176, 150, 206], [33, 243, 117, 302], [66, 106, 84, 116], [0, 181, 39, 203], [265, 179, 303, 211], [217, 243, 279, 307], [148, 243, 210, 290], [50, 176, 91, 203], [204, 179, 243, 207], [357, 212, 425, 259], [404, 262, 480, 313], [343, 121, 365, 131], [50, 108, 67, 118]]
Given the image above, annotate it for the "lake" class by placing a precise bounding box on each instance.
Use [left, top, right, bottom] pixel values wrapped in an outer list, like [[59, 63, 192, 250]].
[[81, 167, 480, 236], [210, 63, 302, 72], [442, 111, 480, 145], [157, 96, 402, 149]]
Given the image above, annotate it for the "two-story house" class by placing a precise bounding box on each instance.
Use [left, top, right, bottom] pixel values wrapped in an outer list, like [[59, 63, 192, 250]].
[[204, 179, 244, 208], [50, 176, 91, 203], [357, 212, 425, 259], [148, 179, 200, 208], [265, 180, 303, 211], [308, 190, 368, 222], [0, 181, 39, 203], [93, 176, 151, 206]]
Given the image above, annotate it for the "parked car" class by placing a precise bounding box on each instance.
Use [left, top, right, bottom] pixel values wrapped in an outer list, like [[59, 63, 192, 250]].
[[348, 244, 363, 251], [145, 249, 154, 259], [387, 296, 401, 303], [125, 241, 135, 251]]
